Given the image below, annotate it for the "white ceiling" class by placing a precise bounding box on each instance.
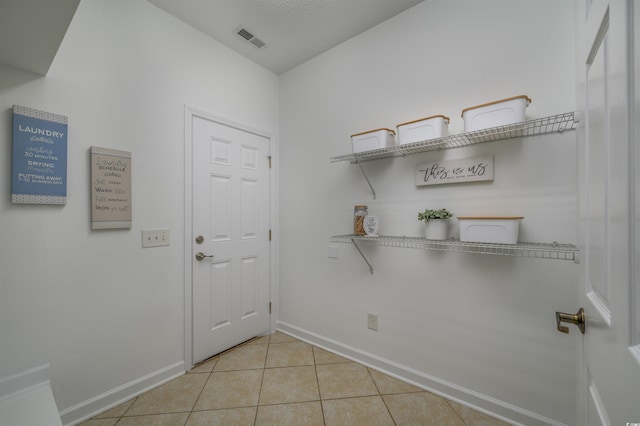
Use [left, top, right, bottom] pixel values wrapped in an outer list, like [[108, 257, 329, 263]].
[[146, 0, 424, 75]]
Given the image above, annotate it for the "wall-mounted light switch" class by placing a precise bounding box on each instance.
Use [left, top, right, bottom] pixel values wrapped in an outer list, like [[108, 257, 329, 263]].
[[328, 245, 339, 259], [142, 228, 170, 248]]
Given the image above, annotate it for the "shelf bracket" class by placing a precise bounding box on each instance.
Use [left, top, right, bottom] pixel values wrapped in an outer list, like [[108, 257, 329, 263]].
[[351, 238, 374, 274], [355, 158, 376, 199]]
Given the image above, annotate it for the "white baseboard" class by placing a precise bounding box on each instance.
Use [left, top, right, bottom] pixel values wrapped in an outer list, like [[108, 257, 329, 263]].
[[59, 361, 184, 426], [276, 321, 567, 426]]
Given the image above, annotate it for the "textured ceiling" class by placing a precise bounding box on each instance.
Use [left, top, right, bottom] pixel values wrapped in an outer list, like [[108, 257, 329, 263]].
[[146, 0, 424, 75]]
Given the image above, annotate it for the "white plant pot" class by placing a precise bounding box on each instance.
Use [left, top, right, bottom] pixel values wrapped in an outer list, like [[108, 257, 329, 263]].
[[425, 219, 448, 240]]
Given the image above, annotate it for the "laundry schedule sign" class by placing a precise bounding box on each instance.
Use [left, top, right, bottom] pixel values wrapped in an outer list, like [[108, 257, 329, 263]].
[[12, 105, 68, 204], [91, 146, 132, 230]]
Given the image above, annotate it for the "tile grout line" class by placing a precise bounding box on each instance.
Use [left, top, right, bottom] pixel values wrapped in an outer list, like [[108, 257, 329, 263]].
[[183, 367, 214, 426], [252, 334, 271, 425], [367, 367, 398, 426], [444, 399, 469, 426], [114, 396, 137, 424], [311, 346, 327, 425]]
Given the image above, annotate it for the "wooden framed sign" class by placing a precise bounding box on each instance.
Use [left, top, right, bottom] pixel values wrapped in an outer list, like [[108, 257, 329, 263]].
[[12, 105, 68, 204], [91, 146, 132, 229], [416, 155, 493, 186]]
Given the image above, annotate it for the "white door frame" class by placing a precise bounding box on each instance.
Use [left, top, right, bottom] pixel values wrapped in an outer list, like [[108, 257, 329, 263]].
[[183, 105, 279, 369]]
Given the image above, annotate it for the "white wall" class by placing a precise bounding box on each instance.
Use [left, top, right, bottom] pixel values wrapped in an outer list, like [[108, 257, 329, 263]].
[[0, 0, 278, 422], [278, 1, 578, 425]]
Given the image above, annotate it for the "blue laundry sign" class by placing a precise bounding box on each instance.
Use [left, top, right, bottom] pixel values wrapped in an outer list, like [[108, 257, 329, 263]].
[[12, 105, 68, 204]]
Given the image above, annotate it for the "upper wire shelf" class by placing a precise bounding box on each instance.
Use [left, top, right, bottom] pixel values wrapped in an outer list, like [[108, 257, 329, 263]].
[[330, 111, 578, 164], [330, 234, 580, 264]]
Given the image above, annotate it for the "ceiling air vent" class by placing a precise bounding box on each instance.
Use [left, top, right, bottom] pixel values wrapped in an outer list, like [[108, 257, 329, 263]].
[[234, 26, 267, 49]]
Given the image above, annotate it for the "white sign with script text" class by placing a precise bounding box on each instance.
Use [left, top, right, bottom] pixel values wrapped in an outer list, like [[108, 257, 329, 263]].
[[416, 155, 493, 186]]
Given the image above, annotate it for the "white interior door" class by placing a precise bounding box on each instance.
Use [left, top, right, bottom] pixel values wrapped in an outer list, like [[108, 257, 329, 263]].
[[191, 115, 271, 364], [576, 0, 640, 424]]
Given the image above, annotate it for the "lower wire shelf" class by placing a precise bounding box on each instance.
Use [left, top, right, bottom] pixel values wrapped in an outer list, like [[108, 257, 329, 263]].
[[330, 234, 580, 273]]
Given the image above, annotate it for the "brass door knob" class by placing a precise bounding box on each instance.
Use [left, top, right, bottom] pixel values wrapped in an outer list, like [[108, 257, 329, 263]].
[[195, 252, 214, 261], [556, 308, 585, 334]]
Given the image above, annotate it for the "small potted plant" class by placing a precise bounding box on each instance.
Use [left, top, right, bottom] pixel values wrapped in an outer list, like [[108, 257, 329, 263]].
[[418, 208, 453, 240]]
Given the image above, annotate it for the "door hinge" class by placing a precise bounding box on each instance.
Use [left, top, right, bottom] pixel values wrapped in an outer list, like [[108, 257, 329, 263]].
[[269, 302, 272, 314], [269, 229, 272, 241], [268, 156, 272, 168]]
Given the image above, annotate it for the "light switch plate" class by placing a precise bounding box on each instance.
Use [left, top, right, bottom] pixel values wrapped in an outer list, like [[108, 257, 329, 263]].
[[142, 228, 170, 248]]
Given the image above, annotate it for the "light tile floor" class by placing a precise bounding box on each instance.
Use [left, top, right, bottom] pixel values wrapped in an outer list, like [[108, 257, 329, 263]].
[[80, 332, 511, 425]]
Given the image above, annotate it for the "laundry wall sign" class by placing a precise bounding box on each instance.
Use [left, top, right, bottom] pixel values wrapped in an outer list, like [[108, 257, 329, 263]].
[[12, 105, 68, 204], [91, 146, 132, 230]]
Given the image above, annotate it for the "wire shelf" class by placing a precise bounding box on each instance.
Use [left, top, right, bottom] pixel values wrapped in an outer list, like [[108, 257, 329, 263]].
[[330, 234, 580, 264], [330, 111, 577, 164]]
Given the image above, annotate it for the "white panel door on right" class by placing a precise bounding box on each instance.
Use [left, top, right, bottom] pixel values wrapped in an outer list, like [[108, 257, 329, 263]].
[[577, 0, 640, 424], [191, 115, 271, 364]]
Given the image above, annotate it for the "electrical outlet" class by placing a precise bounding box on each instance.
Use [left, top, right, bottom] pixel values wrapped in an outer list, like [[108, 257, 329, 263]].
[[142, 228, 170, 248], [367, 312, 378, 331]]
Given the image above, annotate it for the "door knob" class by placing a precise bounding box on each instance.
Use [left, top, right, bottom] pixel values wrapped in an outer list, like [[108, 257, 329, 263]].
[[556, 308, 585, 334], [195, 252, 214, 261]]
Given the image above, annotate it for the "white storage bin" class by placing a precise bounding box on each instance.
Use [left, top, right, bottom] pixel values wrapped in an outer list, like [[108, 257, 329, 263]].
[[396, 115, 450, 145], [461, 95, 531, 132], [457, 216, 524, 244], [351, 128, 396, 153]]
